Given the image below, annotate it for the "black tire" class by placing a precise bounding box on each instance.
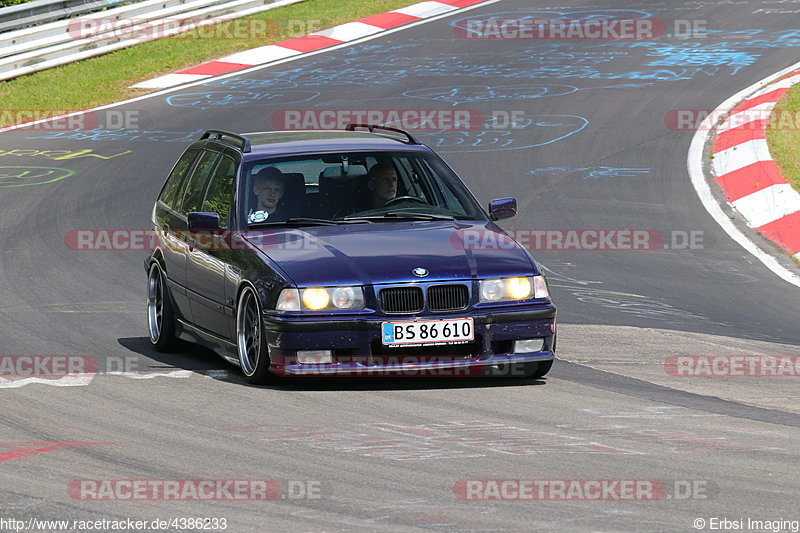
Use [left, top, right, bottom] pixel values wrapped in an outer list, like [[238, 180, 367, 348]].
[[236, 285, 276, 384], [147, 263, 179, 352]]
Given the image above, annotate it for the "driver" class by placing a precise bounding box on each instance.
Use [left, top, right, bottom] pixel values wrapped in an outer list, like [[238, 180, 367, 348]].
[[366, 162, 398, 208], [249, 166, 287, 223]]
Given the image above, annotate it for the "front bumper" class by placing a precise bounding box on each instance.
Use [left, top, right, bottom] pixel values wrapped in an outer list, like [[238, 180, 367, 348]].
[[273, 352, 555, 377], [262, 305, 556, 377]]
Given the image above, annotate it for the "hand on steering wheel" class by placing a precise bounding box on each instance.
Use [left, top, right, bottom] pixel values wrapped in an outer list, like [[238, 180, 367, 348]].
[[383, 195, 427, 207]]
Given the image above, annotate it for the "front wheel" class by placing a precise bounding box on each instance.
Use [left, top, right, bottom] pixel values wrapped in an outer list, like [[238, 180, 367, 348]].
[[236, 285, 275, 384], [147, 263, 178, 352]]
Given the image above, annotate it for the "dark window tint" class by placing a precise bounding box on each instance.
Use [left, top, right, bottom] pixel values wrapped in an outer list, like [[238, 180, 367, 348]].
[[202, 156, 237, 228], [159, 149, 198, 209], [181, 151, 220, 215]]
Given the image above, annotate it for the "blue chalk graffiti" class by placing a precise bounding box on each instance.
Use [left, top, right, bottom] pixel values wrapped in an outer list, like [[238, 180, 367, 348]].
[[24, 18, 800, 149], [417, 115, 589, 153], [528, 166, 651, 179], [397, 83, 650, 107], [625, 42, 760, 74], [403, 85, 580, 106], [166, 90, 319, 110], [200, 78, 298, 90], [25, 128, 205, 143]]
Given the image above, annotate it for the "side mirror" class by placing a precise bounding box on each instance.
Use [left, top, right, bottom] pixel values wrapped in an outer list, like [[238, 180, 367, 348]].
[[489, 198, 517, 220], [188, 212, 221, 231]]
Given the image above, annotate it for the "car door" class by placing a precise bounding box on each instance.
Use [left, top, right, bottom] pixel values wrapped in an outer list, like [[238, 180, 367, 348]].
[[154, 148, 200, 320], [185, 153, 237, 339], [170, 149, 221, 325]]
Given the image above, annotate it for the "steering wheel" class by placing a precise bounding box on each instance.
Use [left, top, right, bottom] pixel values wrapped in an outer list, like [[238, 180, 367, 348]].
[[383, 195, 427, 207]]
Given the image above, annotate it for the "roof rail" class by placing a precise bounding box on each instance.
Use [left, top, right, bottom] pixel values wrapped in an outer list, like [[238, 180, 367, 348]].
[[200, 130, 251, 153], [344, 123, 420, 145]]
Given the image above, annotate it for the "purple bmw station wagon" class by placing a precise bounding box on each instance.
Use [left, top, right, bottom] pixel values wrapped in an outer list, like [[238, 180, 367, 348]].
[[146, 125, 556, 383]]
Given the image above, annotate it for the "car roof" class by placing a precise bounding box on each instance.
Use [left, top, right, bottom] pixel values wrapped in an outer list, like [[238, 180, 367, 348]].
[[238, 130, 433, 160]]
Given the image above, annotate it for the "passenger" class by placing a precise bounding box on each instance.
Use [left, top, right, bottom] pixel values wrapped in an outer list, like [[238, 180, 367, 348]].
[[249, 167, 288, 223], [366, 162, 398, 208]]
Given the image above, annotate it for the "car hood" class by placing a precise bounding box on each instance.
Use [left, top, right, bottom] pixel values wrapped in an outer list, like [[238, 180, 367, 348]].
[[242, 221, 537, 287]]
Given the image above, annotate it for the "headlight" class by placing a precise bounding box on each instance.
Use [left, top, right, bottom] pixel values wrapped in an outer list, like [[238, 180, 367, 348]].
[[276, 287, 365, 311], [479, 279, 505, 301], [505, 277, 532, 299], [479, 276, 548, 303], [302, 288, 330, 310], [331, 286, 359, 309]]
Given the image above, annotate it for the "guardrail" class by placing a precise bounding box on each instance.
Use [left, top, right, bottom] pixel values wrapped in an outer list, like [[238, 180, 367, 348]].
[[0, 0, 141, 33], [0, 0, 304, 82]]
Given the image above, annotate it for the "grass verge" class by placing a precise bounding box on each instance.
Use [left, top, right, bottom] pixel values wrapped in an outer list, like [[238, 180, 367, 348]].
[[766, 81, 800, 192], [0, 0, 419, 126]]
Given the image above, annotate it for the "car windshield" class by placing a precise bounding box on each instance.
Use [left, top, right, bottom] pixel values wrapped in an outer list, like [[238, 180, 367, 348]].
[[241, 151, 486, 226]]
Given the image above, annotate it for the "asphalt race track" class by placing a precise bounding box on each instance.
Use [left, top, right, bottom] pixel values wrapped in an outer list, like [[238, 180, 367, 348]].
[[3, 0, 800, 531]]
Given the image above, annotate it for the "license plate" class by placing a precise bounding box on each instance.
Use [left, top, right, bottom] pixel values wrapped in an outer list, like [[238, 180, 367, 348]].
[[381, 318, 474, 346]]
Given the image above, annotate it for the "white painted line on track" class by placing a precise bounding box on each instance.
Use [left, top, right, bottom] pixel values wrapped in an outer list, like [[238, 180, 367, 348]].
[[0, 369, 223, 388], [0, 375, 96, 388], [106, 370, 195, 379]]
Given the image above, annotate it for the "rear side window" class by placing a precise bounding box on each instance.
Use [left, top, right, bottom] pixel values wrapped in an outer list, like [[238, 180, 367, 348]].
[[202, 156, 237, 228], [159, 149, 198, 209], [181, 151, 220, 215]]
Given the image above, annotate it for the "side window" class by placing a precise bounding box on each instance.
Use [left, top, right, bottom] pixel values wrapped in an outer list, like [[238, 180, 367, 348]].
[[181, 151, 220, 215], [201, 156, 237, 228], [159, 149, 198, 209]]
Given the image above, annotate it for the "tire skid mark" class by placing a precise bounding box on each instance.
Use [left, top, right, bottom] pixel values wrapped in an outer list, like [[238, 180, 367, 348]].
[[0, 442, 112, 463]]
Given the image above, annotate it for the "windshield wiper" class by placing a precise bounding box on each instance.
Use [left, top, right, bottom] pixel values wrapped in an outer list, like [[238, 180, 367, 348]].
[[345, 211, 455, 222], [249, 217, 366, 228]]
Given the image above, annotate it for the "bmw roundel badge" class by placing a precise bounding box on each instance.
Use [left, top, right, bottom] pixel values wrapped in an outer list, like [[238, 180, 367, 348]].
[[413, 267, 429, 277]]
